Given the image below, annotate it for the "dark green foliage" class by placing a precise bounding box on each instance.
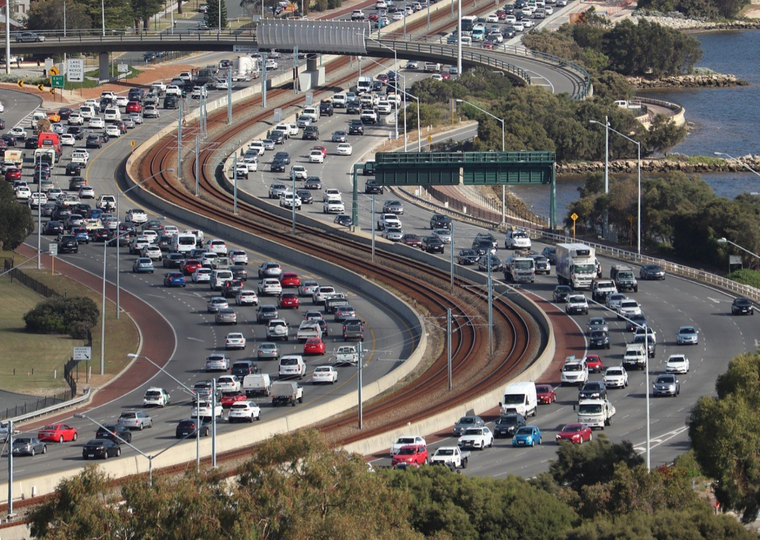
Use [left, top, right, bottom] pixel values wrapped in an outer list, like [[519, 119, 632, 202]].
[[24, 296, 99, 339], [0, 182, 34, 251], [726, 268, 760, 287], [637, 0, 749, 19], [27, 0, 93, 31], [205, 0, 228, 28]]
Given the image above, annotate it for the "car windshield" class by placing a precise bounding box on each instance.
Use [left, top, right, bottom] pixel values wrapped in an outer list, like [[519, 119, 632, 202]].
[[607, 369, 623, 376], [437, 448, 454, 456], [515, 427, 532, 436], [398, 447, 417, 455], [463, 428, 483, 436], [498, 416, 518, 425], [502, 394, 525, 405], [282, 358, 299, 365], [657, 376, 675, 383], [458, 417, 476, 425], [578, 404, 602, 414], [562, 425, 582, 432], [564, 364, 583, 372]]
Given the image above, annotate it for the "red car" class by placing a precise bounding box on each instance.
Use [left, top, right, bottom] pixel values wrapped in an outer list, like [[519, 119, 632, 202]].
[[312, 145, 327, 157], [585, 354, 603, 373], [440, 71, 451, 80], [304, 337, 326, 355], [181, 259, 203, 276], [279, 292, 300, 309], [391, 444, 428, 467], [281, 272, 301, 288], [368, 13, 379, 20], [401, 234, 423, 248], [126, 101, 142, 113], [5, 167, 21, 181], [221, 393, 247, 408], [38, 423, 78, 443], [556, 423, 593, 444], [482, 41, 495, 50], [376, 73, 389, 84], [536, 384, 556, 404]]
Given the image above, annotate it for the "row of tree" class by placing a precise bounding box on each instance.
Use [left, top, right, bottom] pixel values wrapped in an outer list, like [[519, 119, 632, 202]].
[[0, 182, 33, 252], [28, 430, 754, 539], [637, 0, 751, 19]]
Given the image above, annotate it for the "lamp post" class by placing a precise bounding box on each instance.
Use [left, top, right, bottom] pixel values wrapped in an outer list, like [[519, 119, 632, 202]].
[[116, 168, 174, 318], [591, 120, 642, 255], [456, 99, 506, 227], [365, 37, 398, 140], [218, 0, 222, 34], [127, 353, 207, 471], [717, 237, 760, 264], [588, 117, 610, 237], [714, 152, 760, 178], [101, 0, 105, 36]]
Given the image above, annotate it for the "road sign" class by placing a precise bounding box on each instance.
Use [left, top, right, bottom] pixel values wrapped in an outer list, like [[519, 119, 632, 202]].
[[44, 58, 53, 71], [305, 92, 313, 106], [117, 63, 129, 73], [50, 88, 56, 95], [16, 80, 24, 88], [73, 346, 92, 361], [51, 75, 64, 88], [48, 243, 58, 256], [37, 83, 45, 92], [49, 65, 60, 76], [274, 108, 282, 123], [571, 213, 578, 221], [67, 58, 84, 82]]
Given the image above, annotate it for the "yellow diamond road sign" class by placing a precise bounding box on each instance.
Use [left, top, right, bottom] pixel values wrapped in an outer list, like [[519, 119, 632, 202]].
[[49, 66, 59, 76], [571, 213, 578, 221]]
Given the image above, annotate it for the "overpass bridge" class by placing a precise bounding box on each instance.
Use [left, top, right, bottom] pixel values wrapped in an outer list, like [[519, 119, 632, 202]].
[[9, 24, 589, 99]]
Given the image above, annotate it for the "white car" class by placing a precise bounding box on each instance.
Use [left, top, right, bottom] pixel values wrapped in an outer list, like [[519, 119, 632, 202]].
[[60, 134, 75, 146], [606, 293, 627, 310], [165, 84, 182, 96], [486, 13, 499, 22], [234, 162, 249, 178], [432, 228, 452, 244], [115, 95, 129, 107], [617, 299, 642, 319], [68, 112, 84, 125], [28, 192, 47, 207], [336, 143, 353, 156], [235, 289, 259, 306], [383, 227, 403, 241], [230, 249, 248, 265], [457, 426, 494, 450], [323, 188, 341, 202], [78, 185, 95, 199], [125, 208, 148, 224], [258, 278, 282, 296], [603, 366, 628, 389], [143, 105, 160, 118], [280, 193, 302, 209], [88, 116, 105, 129], [205, 239, 228, 255], [15, 186, 31, 200], [225, 332, 246, 350], [291, 165, 307, 180], [216, 374, 241, 393], [676, 325, 699, 345], [192, 401, 223, 419], [665, 354, 690, 374], [105, 124, 121, 137], [561, 357, 588, 386], [391, 435, 427, 456], [323, 199, 345, 214], [228, 401, 261, 423], [308, 150, 325, 163], [141, 245, 162, 260], [242, 157, 258, 172], [192, 268, 212, 283], [312, 365, 338, 384], [143, 387, 171, 407], [9, 126, 27, 140]]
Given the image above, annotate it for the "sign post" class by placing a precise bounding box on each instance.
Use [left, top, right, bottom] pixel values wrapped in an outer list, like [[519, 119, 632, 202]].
[[49, 242, 57, 274], [571, 212, 578, 238], [51, 75, 64, 88]]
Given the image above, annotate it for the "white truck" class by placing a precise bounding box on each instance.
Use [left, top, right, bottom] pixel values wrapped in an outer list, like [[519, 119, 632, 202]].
[[243, 373, 272, 396], [555, 243, 596, 290], [591, 279, 617, 302], [271, 381, 303, 407], [500, 381, 537, 418], [170, 232, 197, 254], [430, 446, 469, 469], [356, 75, 372, 94], [335, 345, 358, 366], [503, 256, 536, 283], [623, 343, 647, 371], [233, 56, 260, 81], [575, 398, 616, 429]]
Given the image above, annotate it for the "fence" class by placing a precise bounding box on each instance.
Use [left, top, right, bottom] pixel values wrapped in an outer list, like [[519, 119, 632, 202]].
[[0, 389, 75, 422], [3, 258, 61, 299]]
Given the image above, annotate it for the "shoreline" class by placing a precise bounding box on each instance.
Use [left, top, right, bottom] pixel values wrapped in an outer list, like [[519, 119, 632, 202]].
[[558, 155, 760, 175]]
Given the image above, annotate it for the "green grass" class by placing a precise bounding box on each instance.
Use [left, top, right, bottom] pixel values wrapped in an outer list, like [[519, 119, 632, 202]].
[[664, 154, 725, 166], [0, 251, 139, 394]]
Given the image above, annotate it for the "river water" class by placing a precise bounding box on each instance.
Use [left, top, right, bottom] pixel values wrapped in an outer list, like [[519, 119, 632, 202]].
[[511, 30, 760, 220]]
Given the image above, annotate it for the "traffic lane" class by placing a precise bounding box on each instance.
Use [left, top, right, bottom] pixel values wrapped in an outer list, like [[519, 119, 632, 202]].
[[0, 89, 42, 128]]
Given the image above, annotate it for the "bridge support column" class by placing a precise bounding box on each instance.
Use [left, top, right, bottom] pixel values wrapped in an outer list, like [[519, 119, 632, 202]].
[[297, 53, 325, 92], [98, 52, 110, 82], [306, 54, 319, 72]]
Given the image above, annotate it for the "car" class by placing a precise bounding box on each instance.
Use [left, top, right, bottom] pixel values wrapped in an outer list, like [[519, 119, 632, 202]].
[[175, 419, 210, 439], [222, 279, 245, 299], [258, 278, 283, 296], [105, 124, 121, 137], [206, 297, 229, 313], [552, 285, 572, 303], [390, 435, 427, 456], [308, 150, 325, 164], [588, 330, 610, 350], [536, 384, 556, 404], [561, 356, 588, 386], [228, 401, 261, 423], [254, 341, 279, 361], [204, 353, 231, 372], [216, 374, 242, 393], [587, 317, 609, 333], [225, 332, 247, 350], [143, 387, 171, 407], [512, 426, 542, 447], [215, 308, 238, 325], [652, 373, 680, 397], [453, 415, 485, 436], [311, 365, 338, 384], [279, 292, 300, 309], [336, 143, 353, 156], [258, 261, 282, 279], [299, 280, 320, 297], [88, 116, 105, 129], [143, 105, 160, 118], [256, 304, 279, 323], [125, 208, 148, 224], [585, 354, 604, 373], [617, 299, 642, 319], [556, 423, 593, 444], [578, 380, 608, 400], [493, 413, 526, 438], [81, 438, 121, 460], [331, 130, 348, 143], [190, 268, 210, 283], [132, 257, 154, 273], [78, 185, 96, 199], [606, 292, 628, 310], [118, 411, 153, 430], [301, 336, 325, 355], [731, 296, 754, 315], [234, 289, 258, 306], [458, 426, 494, 450], [676, 325, 699, 345], [565, 294, 589, 315], [60, 133, 76, 146], [37, 423, 78, 443], [640, 263, 666, 280], [665, 354, 690, 374], [96, 423, 132, 443], [421, 236, 445, 254], [163, 272, 186, 287], [603, 366, 628, 389]]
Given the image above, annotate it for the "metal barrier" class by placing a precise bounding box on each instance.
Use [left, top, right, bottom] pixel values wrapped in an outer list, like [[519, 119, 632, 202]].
[[1, 389, 91, 425], [0, 389, 76, 422]]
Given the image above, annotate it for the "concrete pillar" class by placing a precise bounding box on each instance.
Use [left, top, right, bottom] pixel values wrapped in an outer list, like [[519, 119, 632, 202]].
[[306, 54, 318, 72], [99, 51, 109, 82]]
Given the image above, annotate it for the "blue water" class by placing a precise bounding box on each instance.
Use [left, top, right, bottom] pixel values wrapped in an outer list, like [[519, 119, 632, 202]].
[[512, 30, 760, 218]]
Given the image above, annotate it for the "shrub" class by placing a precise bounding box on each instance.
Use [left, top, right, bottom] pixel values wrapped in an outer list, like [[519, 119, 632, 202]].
[[24, 296, 99, 339]]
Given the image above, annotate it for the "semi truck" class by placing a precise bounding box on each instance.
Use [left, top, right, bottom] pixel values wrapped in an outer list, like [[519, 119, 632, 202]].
[[555, 243, 596, 290], [575, 398, 616, 429], [503, 256, 536, 283]]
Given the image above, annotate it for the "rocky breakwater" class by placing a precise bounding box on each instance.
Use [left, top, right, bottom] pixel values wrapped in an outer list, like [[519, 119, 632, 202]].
[[628, 73, 748, 88], [636, 12, 760, 31], [558, 155, 760, 175]]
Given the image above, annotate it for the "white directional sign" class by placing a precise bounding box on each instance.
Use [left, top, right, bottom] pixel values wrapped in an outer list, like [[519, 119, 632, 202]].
[[67, 58, 84, 82], [73, 346, 92, 361], [274, 108, 282, 123], [48, 242, 58, 256]]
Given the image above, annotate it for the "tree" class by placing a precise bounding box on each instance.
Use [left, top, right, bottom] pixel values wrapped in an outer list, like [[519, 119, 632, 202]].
[[131, 0, 165, 31], [205, 0, 227, 29], [24, 296, 99, 338], [0, 182, 34, 251], [26, 0, 93, 32]]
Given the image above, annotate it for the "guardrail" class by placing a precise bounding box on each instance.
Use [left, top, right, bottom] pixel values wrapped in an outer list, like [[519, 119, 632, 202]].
[[9, 28, 256, 45], [3, 388, 90, 426]]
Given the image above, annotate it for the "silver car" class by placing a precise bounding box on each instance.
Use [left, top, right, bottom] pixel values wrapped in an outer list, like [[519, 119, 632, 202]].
[[382, 200, 404, 214], [205, 353, 231, 372], [118, 411, 153, 430], [215, 308, 238, 325], [207, 297, 228, 313]]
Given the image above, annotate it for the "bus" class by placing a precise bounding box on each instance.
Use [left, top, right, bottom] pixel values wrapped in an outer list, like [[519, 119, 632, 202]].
[[460, 15, 478, 32]]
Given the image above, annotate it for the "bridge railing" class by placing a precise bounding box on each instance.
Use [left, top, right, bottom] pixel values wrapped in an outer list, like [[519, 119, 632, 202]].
[[13, 27, 256, 43]]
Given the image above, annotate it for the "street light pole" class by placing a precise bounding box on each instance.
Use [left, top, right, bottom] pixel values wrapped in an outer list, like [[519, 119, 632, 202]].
[[717, 237, 760, 262], [101, 0, 105, 36], [714, 152, 760, 178]]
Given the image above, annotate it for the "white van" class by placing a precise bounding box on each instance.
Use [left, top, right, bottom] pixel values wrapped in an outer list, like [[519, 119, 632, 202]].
[[243, 373, 272, 396], [171, 232, 197, 254], [71, 150, 89, 165], [500, 381, 537, 417], [79, 105, 96, 119], [332, 93, 348, 108], [278, 355, 306, 379], [210, 269, 234, 290], [460, 36, 472, 46], [103, 107, 121, 122]]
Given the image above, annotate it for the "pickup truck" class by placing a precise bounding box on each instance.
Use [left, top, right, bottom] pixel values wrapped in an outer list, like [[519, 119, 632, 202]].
[[151, 81, 167, 94], [271, 381, 303, 407], [575, 398, 616, 429], [430, 446, 470, 469], [376, 213, 401, 231], [591, 280, 617, 302], [610, 265, 639, 292], [335, 345, 358, 366]]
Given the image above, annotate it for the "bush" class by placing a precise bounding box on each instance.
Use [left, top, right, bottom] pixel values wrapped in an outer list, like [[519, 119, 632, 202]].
[[727, 269, 760, 288], [24, 296, 99, 339]]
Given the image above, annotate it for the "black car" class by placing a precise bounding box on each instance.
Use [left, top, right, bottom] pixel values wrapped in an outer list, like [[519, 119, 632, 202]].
[[346, 101, 361, 114], [731, 296, 754, 315], [230, 265, 248, 281], [58, 107, 74, 120], [640, 263, 666, 280], [58, 235, 79, 253], [430, 213, 451, 230], [176, 419, 210, 439], [0, 118, 4, 129], [471, 239, 495, 257], [128, 88, 145, 101], [69, 176, 85, 191], [579, 381, 608, 401], [588, 330, 610, 350], [163, 252, 186, 268], [421, 236, 445, 253], [334, 214, 352, 227], [86, 134, 103, 148], [457, 249, 480, 265], [302, 126, 319, 140], [66, 162, 84, 176], [25, 138, 38, 149], [296, 189, 313, 204], [478, 255, 502, 272], [349, 120, 364, 135], [552, 285, 572, 303], [270, 159, 286, 172], [43, 220, 64, 235], [542, 246, 557, 265], [82, 439, 121, 459], [95, 423, 133, 443], [493, 413, 526, 438], [531, 254, 551, 274], [364, 179, 383, 194], [41, 202, 57, 217], [1, 133, 16, 146], [304, 177, 323, 190], [273, 151, 291, 165], [270, 130, 285, 145], [163, 95, 179, 109], [67, 126, 84, 139], [626, 313, 648, 332], [319, 100, 334, 116], [256, 304, 279, 323]]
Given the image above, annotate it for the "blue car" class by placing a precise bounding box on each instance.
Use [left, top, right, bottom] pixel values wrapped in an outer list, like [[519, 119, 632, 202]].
[[512, 426, 542, 447], [163, 272, 187, 287], [72, 228, 90, 244]]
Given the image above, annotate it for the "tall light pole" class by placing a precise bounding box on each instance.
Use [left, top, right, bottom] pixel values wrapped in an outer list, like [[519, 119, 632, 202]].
[[714, 151, 760, 178], [591, 120, 642, 255], [116, 168, 174, 318], [717, 237, 760, 262], [456, 99, 506, 227], [218, 0, 222, 33], [101, 0, 106, 36]]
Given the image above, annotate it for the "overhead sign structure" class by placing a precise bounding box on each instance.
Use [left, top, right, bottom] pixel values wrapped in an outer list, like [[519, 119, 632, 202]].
[[73, 346, 92, 361], [67, 58, 84, 82]]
